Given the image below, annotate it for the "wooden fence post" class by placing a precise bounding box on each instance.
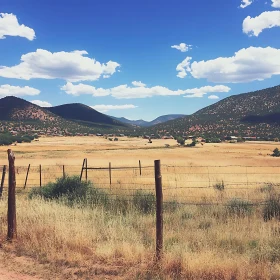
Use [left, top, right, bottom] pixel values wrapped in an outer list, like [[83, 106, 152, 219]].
[[139, 160, 142, 176], [39, 164, 42, 187], [109, 162, 112, 189], [80, 159, 86, 181], [63, 165, 65, 179], [85, 158, 88, 182], [154, 160, 163, 261], [0, 165, 7, 198], [24, 164, 30, 189], [7, 149, 16, 240]]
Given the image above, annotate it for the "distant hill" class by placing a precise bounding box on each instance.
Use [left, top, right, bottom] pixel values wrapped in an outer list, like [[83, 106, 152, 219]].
[[0, 96, 59, 122], [47, 103, 127, 127], [112, 114, 185, 127], [0, 97, 127, 136], [149, 85, 280, 138]]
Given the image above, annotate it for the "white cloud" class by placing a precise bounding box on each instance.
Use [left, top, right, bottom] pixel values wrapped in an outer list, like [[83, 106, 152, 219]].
[[61, 82, 110, 97], [31, 100, 52, 107], [240, 0, 253, 8], [0, 84, 40, 97], [272, 0, 280, 8], [243, 11, 280, 36], [176, 57, 192, 78], [208, 95, 219, 100], [183, 85, 230, 98], [178, 46, 280, 83], [132, 81, 146, 87], [91, 104, 138, 113], [171, 43, 192, 52], [0, 49, 120, 82], [0, 13, 35, 40], [62, 82, 230, 99]]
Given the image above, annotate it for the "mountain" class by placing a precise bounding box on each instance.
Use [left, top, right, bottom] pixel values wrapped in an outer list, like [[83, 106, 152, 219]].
[[112, 114, 186, 127], [0, 96, 127, 136], [0, 96, 60, 122], [47, 103, 127, 128], [149, 85, 280, 138]]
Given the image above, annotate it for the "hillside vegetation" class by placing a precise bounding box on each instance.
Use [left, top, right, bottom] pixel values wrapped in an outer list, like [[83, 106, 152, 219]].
[[148, 85, 280, 138]]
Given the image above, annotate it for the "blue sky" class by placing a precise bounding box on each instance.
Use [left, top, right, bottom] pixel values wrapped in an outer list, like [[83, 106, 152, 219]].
[[0, 0, 280, 121]]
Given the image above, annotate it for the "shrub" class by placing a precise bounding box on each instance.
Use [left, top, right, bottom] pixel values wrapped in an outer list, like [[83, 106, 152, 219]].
[[177, 137, 185, 146], [259, 184, 274, 193], [213, 181, 225, 191], [226, 198, 253, 217], [132, 190, 156, 214], [263, 195, 280, 221], [272, 148, 280, 157], [29, 176, 100, 205]]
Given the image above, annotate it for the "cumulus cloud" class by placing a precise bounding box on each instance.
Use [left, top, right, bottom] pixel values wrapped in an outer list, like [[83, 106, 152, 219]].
[[62, 82, 230, 99], [208, 95, 219, 100], [91, 104, 138, 113], [0, 84, 40, 97], [132, 81, 146, 87], [183, 85, 230, 98], [171, 43, 192, 52], [243, 11, 280, 36], [240, 0, 253, 8], [62, 82, 110, 97], [0, 13, 35, 40], [0, 49, 120, 82], [176, 57, 192, 78], [177, 46, 280, 83], [272, 0, 280, 8], [31, 100, 52, 107]]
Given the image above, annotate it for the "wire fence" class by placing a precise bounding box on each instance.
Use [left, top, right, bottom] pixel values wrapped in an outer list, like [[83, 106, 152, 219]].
[[1, 160, 279, 206]]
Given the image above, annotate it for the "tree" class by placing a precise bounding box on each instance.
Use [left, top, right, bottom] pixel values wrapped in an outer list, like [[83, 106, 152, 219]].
[[272, 148, 280, 157], [177, 137, 185, 146]]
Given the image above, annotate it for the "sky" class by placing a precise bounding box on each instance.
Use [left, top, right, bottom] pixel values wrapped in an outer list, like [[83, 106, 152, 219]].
[[0, 0, 280, 121]]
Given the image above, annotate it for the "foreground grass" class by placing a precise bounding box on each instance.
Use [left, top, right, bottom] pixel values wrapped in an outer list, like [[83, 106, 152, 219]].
[[2, 193, 280, 279]]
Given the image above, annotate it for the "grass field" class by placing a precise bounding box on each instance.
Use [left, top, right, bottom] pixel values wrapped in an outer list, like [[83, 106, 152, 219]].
[[1, 136, 280, 279]]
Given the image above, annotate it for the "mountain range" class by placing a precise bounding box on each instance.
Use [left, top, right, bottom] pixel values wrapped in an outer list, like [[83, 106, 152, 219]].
[[112, 114, 186, 127], [1, 84, 280, 138], [148, 85, 280, 138]]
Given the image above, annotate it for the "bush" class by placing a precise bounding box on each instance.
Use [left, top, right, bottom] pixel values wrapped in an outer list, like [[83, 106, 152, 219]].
[[272, 148, 280, 157], [177, 137, 185, 146], [29, 176, 156, 215], [132, 190, 156, 214], [29, 176, 98, 204], [226, 198, 253, 217], [213, 181, 225, 191], [263, 195, 280, 221]]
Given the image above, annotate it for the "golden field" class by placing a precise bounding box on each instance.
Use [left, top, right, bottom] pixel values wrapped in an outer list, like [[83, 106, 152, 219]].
[[1, 136, 280, 279]]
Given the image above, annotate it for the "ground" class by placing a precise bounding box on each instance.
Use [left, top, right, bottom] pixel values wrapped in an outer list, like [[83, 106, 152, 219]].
[[0, 136, 280, 279]]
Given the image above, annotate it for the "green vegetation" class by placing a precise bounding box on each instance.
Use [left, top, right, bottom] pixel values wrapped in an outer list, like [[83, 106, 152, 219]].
[[263, 195, 280, 221], [226, 198, 253, 217], [0, 132, 36, 146], [29, 175, 156, 215], [272, 148, 280, 157], [176, 136, 185, 146]]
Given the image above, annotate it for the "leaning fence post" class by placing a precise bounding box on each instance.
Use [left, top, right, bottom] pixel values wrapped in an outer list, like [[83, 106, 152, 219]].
[[139, 160, 142, 176], [7, 149, 16, 240], [109, 162, 112, 189], [80, 159, 86, 181], [154, 160, 163, 261], [24, 164, 30, 189], [0, 165, 7, 198]]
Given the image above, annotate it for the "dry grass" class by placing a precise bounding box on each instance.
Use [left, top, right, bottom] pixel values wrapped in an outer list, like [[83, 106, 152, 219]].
[[1, 137, 280, 278], [1, 193, 280, 279]]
